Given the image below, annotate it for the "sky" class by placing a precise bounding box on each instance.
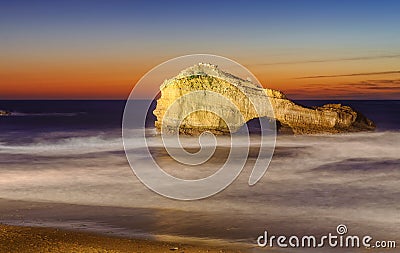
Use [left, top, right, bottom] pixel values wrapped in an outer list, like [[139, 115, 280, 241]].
[[1, 0, 400, 99]]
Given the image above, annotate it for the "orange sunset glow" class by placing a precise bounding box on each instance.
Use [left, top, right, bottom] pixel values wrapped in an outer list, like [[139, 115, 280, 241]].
[[1, 1, 399, 100], [2, 54, 399, 100]]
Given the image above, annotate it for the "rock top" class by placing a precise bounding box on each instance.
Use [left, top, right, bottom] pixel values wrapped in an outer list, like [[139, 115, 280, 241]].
[[154, 63, 375, 134]]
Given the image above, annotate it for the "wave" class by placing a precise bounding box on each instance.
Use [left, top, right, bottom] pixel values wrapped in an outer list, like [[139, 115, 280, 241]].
[[1, 129, 399, 156], [0, 135, 123, 155]]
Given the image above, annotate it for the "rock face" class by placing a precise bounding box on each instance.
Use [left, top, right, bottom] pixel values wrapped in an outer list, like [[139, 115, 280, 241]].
[[153, 63, 375, 134], [0, 110, 11, 116]]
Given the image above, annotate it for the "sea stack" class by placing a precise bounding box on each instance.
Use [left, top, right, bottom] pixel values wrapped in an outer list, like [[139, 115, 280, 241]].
[[153, 63, 375, 134]]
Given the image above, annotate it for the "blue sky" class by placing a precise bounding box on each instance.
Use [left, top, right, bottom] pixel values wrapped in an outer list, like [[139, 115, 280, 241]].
[[1, 0, 399, 99]]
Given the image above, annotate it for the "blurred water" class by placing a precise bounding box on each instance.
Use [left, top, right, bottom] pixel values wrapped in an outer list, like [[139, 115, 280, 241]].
[[0, 100, 399, 251]]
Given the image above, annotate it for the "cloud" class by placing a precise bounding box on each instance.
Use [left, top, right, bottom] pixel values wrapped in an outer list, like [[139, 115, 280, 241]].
[[255, 54, 400, 66], [299, 79, 400, 89], [345, 79, 400, 90], [283, 78, 400, 99], [295, 71, 400, 79]]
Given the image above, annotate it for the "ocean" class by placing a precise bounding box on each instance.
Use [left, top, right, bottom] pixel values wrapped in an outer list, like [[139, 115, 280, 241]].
[[0, 100, 399, 252]]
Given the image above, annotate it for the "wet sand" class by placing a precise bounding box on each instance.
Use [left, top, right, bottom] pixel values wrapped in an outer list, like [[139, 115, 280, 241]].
[[0, 199, 257, 252], [2, 198, 397, 253], [0, 224, 247, 253]]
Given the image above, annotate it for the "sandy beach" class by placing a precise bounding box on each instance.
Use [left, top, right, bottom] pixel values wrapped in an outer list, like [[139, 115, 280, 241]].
[[0, 224, 247, 253]]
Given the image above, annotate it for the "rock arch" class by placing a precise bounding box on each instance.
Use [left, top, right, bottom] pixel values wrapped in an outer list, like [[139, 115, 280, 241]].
[[153, 63, 375, 135]]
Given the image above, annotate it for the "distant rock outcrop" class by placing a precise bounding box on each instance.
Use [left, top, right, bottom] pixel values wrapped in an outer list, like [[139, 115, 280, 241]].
[[153, 63, 375, 134], [0, 110, 11, 116]]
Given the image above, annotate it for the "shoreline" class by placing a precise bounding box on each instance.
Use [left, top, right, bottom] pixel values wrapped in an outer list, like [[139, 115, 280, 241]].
[[0, 198, 258, 252], [0, 223, 249, 253]]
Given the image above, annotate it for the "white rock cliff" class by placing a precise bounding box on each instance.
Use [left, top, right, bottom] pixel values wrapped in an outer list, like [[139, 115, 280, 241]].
[[153, 63, 375, 134]]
